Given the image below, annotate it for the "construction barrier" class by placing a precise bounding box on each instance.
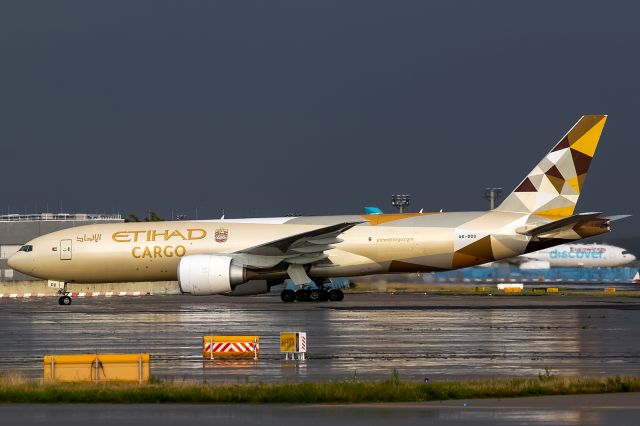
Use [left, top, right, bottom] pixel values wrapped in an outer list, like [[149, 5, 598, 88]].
[[44, 353, 149, 383], [546, 287, 559, 293], [202, 336, 259, 359], [604, 287, 617, 293], [280, 332, 307, 360], [503, 287, 522, 294]]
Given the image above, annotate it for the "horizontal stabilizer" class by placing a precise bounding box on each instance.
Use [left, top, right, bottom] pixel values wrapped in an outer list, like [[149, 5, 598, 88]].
[[518, 212, 629, 240], [603, 214, 632, 222], [519, 212, 602, 237]]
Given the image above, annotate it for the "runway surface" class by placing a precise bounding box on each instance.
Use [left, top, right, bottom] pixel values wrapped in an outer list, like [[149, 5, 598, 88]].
[[1, 394, 639, 426], [1, 293, 639, 382]]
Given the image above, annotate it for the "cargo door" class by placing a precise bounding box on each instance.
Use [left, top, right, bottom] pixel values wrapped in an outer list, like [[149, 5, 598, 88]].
[[60, 239, 72, 260]]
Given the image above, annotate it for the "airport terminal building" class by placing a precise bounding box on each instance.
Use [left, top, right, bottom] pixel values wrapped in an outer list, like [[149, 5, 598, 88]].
[[0, 213, 124, 281]]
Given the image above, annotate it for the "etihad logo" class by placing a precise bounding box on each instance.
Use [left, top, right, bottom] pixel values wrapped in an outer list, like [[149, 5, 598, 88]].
[[76, 233, 102, 243], [112, 228, 207, 243]]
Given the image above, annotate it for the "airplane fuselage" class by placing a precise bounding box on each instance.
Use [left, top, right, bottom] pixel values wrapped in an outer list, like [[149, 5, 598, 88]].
[[8, 211, 609, 284]]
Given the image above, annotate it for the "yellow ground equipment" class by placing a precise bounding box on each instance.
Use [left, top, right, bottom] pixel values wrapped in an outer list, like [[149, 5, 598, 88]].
[[280, 332, 307, 360], [43, 353, 149, 383]]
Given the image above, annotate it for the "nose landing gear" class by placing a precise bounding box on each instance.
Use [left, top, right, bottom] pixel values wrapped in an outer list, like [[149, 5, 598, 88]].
[[57, 282, 72, 305], [58, 295, 72, 305]]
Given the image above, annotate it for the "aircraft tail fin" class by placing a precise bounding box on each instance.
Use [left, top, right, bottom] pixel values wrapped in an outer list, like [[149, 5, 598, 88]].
[[495, 115, 607, 220]]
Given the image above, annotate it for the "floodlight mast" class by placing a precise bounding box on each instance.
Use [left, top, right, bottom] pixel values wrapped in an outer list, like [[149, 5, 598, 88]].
[[391, 194, 411, 214], [483, 188, 503, 210]]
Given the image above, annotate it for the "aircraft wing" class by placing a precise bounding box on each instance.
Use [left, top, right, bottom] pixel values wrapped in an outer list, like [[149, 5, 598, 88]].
[[229, 221, 362, 270]]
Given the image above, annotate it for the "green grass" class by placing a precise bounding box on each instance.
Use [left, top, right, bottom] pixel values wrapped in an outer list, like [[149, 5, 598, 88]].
[[0, 374, 638, 403]]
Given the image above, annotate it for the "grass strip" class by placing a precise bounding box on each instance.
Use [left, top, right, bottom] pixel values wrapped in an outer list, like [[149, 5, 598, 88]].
[[0, 375, 638, 404]]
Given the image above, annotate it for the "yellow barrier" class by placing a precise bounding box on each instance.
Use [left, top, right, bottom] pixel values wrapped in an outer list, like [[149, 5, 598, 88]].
[[604, 287, 616, 293], [43, 353, 149, 383], [280, 332, 307, 360], [475, 287, 488, 292], [203, 336, 259, 359], [546, 287, 559, 293], [503, 287, 522, 294]]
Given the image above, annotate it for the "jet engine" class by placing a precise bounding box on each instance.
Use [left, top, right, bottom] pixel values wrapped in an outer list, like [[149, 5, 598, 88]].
[[178, 255, 247, 295]]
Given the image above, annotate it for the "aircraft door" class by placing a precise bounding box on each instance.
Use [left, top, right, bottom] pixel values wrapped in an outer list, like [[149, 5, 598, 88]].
[[60, 239, 72, 260]]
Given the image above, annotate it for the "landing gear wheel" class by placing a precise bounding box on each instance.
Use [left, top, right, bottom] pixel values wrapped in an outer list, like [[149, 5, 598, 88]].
[[309, 290, 320, 302], [281, 289, 296, 303], [295, 290, 308, 302], [318, 290, 329, 302], [58, 295, 72, 305], [329, 289, 344, 302]]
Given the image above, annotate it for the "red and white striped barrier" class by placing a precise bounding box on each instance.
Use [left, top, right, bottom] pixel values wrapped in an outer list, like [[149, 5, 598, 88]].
[[0, 291, 145, 299], [202, 336, 260, 359]]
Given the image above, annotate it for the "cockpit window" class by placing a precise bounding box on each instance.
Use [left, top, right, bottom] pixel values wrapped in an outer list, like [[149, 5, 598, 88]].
[[622, 251, 630, 255], [18, 245, 33, 252]]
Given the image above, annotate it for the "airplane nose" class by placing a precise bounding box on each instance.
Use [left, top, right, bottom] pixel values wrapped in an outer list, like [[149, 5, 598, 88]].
[[7, 253, 20, 270], [8, 251, 31, 274]]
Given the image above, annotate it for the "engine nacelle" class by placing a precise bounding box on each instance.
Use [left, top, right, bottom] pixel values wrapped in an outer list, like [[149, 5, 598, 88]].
[[178, 255, 247, 295]]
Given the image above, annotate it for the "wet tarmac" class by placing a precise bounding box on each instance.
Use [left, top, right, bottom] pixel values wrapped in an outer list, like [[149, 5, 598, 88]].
[[1, 293, 639, 382], [1, 394, 640, 426]]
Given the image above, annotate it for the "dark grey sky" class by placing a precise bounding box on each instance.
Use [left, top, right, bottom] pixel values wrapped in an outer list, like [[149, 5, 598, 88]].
[[1, 1, 638, 234]]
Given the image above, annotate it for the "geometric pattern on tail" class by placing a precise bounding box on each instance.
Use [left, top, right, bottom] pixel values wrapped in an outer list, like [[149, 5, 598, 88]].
[[496, 115, 607, 220]]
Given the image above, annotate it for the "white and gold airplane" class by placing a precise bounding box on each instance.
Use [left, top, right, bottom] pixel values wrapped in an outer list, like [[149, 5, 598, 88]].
[[9, 115, 627, 305]]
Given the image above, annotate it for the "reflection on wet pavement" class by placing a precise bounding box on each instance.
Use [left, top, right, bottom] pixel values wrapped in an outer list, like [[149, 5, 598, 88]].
[[1, 293, 639, 382]]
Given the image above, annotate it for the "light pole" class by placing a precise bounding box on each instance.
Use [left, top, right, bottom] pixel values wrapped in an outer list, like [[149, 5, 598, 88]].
[[391, 194, 411, 213], [483, 188, 503, 210]]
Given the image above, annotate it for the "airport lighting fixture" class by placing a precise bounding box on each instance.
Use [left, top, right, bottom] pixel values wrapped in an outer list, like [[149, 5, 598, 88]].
[[483, 187, 503, 210], [391, 194, 411, 213]]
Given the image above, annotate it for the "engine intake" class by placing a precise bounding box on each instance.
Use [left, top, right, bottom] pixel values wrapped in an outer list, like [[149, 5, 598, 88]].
[[178, 255, 247, 295]]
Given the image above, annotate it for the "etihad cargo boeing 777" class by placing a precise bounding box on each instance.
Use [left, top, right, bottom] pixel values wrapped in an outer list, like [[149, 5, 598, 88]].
[[8, 115, 628, 305]]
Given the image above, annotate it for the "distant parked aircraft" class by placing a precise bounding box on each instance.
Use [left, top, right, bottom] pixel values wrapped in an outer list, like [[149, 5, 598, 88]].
[[512, 243, 635, 268]]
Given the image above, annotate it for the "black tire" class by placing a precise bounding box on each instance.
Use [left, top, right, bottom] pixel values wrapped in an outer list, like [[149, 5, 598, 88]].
[[58, 296, 65, 305], [309, 290, 320, 302], [336, 289, 344, 301], [318, 290, 329, 302], [60, 296, 72, 305], [281, 289, 296, 303], [295, 290, 308, 302], [328, 289, 340, 301]]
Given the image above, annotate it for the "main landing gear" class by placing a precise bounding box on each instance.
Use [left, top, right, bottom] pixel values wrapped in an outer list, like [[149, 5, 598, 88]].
[[280, 279, 345, 303], [57, 282, 72, 305]]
